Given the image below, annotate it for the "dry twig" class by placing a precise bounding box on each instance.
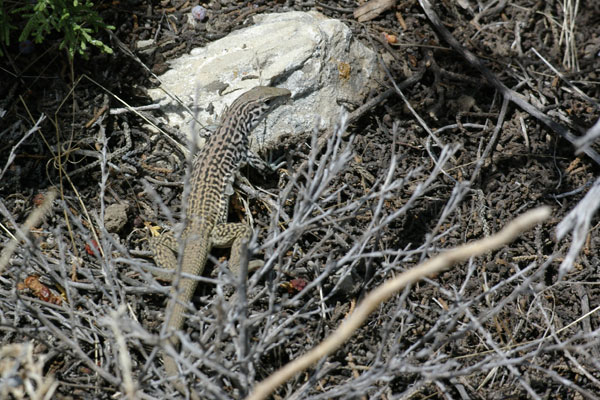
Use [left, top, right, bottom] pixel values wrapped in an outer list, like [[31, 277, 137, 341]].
[[418, 0, 600, 166], [247, 207, 551, 400]]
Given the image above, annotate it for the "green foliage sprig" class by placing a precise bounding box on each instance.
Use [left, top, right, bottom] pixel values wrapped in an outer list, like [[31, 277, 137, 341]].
[[1, 0, 114, 58]]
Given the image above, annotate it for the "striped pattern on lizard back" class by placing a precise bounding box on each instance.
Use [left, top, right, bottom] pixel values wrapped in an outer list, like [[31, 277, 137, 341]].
[[152, 86, 291, 400]]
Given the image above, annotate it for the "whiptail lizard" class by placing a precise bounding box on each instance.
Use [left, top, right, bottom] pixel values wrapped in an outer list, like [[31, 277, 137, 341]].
[[151, 86, 291, 399]]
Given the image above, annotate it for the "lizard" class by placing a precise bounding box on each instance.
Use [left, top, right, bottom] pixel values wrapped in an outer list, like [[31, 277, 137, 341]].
[[151, 86, 291, 399]]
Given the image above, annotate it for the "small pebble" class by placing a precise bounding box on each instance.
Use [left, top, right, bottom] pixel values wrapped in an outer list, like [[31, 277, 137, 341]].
[[19, 40, 34, 55], [191, 5, 207, 21]]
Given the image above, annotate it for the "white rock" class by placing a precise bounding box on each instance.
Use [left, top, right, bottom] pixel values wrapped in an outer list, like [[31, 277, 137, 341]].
[[137, 39, 155, 49], [148, 11, 382, 153]]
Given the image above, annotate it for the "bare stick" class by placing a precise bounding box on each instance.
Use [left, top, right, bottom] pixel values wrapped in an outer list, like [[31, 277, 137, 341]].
[[417, 0, 600, 166], [246, 206, 551, 400]]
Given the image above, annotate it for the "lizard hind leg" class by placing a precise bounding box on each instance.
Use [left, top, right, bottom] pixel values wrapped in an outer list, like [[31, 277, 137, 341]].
[[211, 223, 263, 276]]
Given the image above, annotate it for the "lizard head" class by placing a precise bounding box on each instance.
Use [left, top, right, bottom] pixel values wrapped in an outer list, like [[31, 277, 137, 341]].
[[229, 86, 291, 133]]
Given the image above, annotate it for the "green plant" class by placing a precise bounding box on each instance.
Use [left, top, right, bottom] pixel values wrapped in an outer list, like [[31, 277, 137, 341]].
[[1, 0, 114, 58]]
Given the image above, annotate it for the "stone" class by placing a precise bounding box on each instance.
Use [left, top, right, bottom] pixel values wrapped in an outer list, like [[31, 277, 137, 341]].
[[148, 11, 382, 153], [104, 203, 129, 233]]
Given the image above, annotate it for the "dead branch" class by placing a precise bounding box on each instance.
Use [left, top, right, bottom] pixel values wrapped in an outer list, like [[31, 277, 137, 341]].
[[418, 0, 600, 166], [247, 207, 551, 400]]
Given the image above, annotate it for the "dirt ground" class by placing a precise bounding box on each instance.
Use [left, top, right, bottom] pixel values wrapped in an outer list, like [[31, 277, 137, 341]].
[[1, 1, 600, 399]]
